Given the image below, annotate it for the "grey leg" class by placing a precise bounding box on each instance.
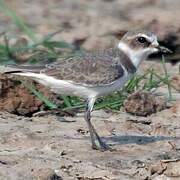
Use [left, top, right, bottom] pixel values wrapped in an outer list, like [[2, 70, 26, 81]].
[[84, 98, 111, 151]]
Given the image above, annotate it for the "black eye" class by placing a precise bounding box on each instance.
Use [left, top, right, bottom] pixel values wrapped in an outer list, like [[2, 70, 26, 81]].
[[137, 37, 147, 43]]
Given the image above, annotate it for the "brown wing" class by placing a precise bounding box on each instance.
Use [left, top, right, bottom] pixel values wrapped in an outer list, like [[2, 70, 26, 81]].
[[42, 51, 125, 86], [4, 49, 127, 86]]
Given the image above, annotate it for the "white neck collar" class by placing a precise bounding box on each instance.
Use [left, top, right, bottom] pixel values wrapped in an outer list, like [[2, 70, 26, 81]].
[[118, 42, 144, 68]]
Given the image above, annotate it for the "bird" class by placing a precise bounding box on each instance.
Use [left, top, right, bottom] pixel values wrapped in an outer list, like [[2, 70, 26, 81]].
[[1, 30, 171, 151]]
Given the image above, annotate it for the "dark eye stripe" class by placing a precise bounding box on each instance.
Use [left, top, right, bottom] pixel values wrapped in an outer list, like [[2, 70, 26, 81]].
[[137, 36, 151, 47]]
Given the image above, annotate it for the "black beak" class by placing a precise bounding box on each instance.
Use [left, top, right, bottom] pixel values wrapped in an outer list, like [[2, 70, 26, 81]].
[[156, 45, 172, 54]]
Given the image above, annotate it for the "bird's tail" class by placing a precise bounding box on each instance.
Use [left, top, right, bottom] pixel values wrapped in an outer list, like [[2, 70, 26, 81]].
[[0, 64, 44, 74]]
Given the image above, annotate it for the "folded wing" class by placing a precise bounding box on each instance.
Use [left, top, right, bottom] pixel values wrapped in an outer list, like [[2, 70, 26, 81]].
[[3, 49, 125, 86]]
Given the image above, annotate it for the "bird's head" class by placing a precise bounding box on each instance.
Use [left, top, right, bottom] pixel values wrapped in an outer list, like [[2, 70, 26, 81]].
[[118, 30, 172, 67]]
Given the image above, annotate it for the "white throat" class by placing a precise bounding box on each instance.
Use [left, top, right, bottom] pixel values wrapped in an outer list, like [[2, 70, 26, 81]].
[[118, 42, 144, 68]]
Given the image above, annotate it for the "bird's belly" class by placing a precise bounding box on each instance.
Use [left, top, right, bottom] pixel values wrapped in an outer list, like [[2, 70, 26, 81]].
[[93, 74, 131, 97], [14, 72, 132, 99], [37, 78, 98, 99], [50, 82, 98, 98], [36, 74, 131, 99]]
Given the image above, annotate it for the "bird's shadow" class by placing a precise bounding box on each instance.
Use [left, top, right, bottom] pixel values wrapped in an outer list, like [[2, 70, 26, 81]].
[[102, 135, 177, 146], [70, 134, 177, 146]]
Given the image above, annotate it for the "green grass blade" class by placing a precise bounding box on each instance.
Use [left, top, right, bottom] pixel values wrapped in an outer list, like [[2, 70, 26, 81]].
[[43, 41, 74, 50], [21, 81, 57, 109], [61, 95, 72, 107]]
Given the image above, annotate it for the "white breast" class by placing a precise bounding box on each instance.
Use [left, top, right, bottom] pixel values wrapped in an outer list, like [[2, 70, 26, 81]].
[[92, 66, 130, 97]]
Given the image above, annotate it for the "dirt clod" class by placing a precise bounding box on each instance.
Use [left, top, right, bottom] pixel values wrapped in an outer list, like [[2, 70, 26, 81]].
[[171, 75, 180, 91], [124, 91, 167, 116], [170, 101, 180, 115], [0, 75, 52, 116]]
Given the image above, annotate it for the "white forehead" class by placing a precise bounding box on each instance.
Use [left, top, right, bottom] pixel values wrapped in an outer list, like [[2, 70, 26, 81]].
[[137, 33, 157, 43]]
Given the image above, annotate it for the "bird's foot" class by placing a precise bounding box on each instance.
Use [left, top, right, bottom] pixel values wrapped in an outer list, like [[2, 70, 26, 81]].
[[91, 139, 113, 151]]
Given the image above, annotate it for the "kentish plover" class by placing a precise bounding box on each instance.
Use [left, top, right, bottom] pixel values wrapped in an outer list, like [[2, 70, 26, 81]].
[[2, 30, 171, 151]]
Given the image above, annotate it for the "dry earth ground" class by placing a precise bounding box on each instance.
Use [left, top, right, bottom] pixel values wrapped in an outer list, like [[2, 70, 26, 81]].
[[0, 0, 180, 179]]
